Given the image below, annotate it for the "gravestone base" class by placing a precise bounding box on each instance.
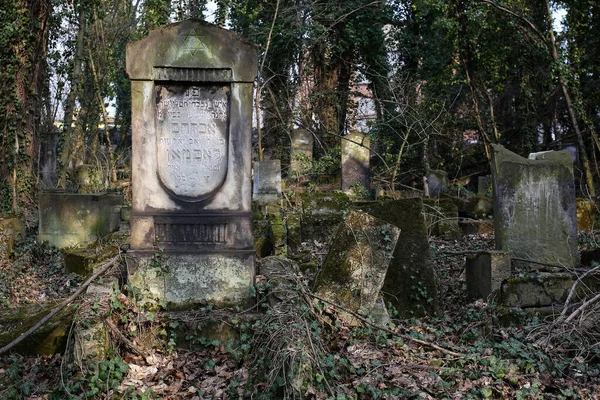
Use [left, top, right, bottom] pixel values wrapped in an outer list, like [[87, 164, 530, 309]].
[[129, 250, 255, 310], [466, 251, 511, 300]]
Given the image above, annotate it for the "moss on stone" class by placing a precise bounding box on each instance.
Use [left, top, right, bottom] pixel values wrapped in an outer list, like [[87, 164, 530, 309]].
[[359, 199, 438, 317], [62, 243, 119, 276], [300, 191, 350, 245], [254, 236, 273, 258], [501, 273, 574, 307], [313, 210, 399, 316], [0, 301, 76, 354]]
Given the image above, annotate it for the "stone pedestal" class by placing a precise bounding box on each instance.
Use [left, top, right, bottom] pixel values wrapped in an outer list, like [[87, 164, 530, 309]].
[[126, 20, 257, 308], [465, 251, 511, 300]]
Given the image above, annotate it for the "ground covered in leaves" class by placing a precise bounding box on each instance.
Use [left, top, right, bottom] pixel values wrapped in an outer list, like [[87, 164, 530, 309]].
[[0, 238, 82, 307], [2, 232, 600, 399]]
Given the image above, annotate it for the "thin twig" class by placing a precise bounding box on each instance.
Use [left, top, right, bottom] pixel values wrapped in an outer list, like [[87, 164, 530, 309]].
[[105, 318, 150, 359], [308, 293, 464, 357], [0, 254, 121, 355], [565, 292, 600, 324], [560, 264, 600, 319]]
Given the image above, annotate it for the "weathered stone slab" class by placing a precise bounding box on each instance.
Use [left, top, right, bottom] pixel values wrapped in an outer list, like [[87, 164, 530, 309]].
[[286, 212, 302, 256], [38, 192, 122, 249], [39, 132, 59, 187], [465, 251, 511, 300], [126, 20, 257, 308], [253, 160, 282, 205], [314, 210, 400, 321], [341, 132, 370, 195], [0, 301, 75, 355], [130, 252, 254, 309], [491, 145, 578, 269], [290, 129, 313, 173], [360, 199, 438, 317], [501, 273, 574, 308], [426, 169, 448, 198]]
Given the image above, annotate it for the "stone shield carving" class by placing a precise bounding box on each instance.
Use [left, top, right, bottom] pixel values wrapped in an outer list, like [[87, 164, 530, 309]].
[[155, 84, 229, 201]]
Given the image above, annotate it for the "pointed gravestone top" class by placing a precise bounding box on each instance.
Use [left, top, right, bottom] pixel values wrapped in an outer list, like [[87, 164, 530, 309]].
[[127, 19, 257, 82]]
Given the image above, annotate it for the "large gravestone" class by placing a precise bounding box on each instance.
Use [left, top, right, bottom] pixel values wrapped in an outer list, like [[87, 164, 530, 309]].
[[126, 20, 257, 308], [341, 132, 370, 194], [491, 144, 578, 269]]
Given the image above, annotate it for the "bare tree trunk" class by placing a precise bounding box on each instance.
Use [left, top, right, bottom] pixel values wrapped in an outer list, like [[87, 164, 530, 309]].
[[61, 5, 86, 188], [255, 0, 280, 162], [545, 0, 595, 196], [88, 46, 117, 184]]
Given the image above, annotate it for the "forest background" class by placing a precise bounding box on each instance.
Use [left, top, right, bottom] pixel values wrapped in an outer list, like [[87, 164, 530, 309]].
[[1, 0, 599, 215]]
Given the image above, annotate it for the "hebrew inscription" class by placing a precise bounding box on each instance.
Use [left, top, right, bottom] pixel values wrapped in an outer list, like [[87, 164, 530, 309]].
[[156, 84, 230, 200]]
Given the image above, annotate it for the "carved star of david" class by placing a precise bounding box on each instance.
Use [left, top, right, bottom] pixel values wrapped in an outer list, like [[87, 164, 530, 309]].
[[180, 29, 206, 56]]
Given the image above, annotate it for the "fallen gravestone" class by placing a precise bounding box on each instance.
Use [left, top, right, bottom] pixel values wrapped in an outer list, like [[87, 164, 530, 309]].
[[126, 20, 257, 308], [491, 144, 578, 269]]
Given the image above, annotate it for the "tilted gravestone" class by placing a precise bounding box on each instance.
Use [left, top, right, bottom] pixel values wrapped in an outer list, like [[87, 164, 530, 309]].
[[491, 144, 578, 269], [314, 210, 400, 324], [341, 132, 370, 195], [360, 199, 438, 317], [126, 20, 257, 308], [290, 129, 313, 173]]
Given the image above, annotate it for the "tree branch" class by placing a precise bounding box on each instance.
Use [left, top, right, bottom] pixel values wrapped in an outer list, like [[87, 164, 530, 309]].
[[0, 254, 121, 355]]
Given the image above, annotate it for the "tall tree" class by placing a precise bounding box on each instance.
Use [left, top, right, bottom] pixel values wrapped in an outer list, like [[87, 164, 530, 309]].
[[0, 0, 51, 212]]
